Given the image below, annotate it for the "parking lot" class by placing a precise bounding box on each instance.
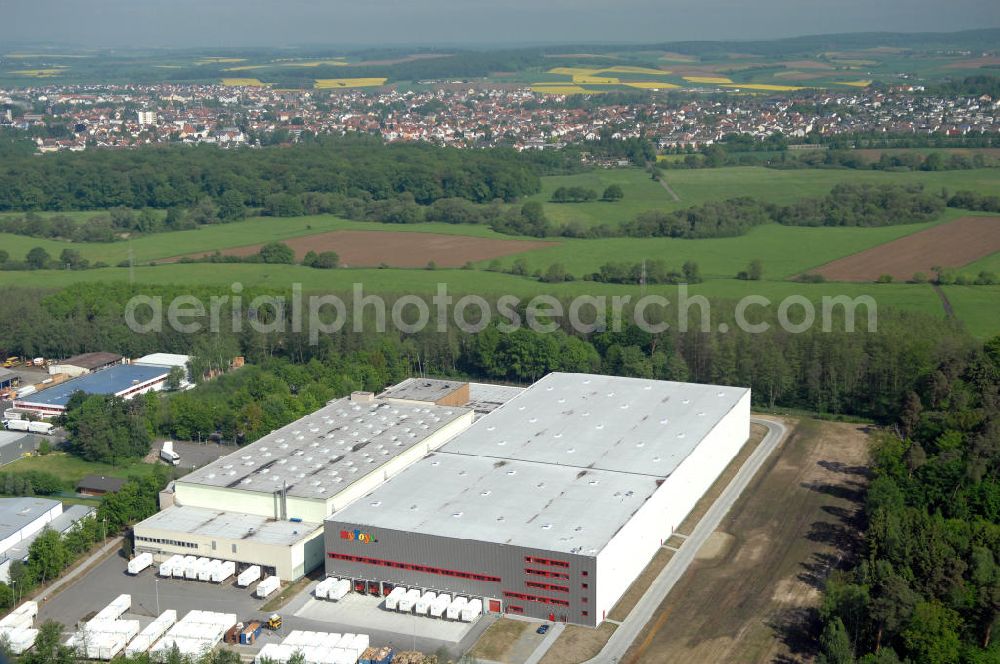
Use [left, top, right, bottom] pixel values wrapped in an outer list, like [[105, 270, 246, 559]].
[[155, 439, 234, 471], [39, 552, 492, 658]]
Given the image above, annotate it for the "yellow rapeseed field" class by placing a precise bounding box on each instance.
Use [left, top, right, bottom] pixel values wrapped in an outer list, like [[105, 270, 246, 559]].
[[598, 66, 671, 75], [572, 75, 620, 85], [221, 78, 267, 87], [834, 80, 873, 87], [314, 78, 387, 89], [8, 68, 67, 77], [722, 83, 804, 91], [624, 81, 681, 89], [530, 84, 593, 95], [546, 67, 600, 76], [683, 76, 733, 84]]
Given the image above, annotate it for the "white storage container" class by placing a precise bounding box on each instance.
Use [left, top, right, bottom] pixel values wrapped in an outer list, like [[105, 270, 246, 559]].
[[256, 575, 280, 598], [383, 586, 406, 611], [237, 565, 261, 587], [415, 591, 436, 615], [398, 588, 421, 613], [430, 593, 451, 618], [446, 596, 468, 620], [127, 552, 154, 575], [461, 598, 483, 622], [328, 578, 350, 601]]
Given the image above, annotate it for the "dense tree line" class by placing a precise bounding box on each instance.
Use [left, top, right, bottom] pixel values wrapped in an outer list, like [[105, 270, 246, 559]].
[[0, 137, 541, 212], [817, 336, 1000, 663], [775, 183, 945, 228], [586, 259, 702, 285], [0, 281, 977, 426]]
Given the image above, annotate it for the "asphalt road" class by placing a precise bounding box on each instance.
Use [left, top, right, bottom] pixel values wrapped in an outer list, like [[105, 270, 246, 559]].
[[581, 417, 789, 664]]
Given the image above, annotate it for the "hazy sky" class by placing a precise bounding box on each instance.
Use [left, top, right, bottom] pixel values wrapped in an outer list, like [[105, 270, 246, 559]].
[[3, 0, 998, 48]]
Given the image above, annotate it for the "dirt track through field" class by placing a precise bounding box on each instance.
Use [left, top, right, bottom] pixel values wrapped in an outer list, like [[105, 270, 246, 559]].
[[809, 216, 1000, 282], [164, 230, 555, 268], [623, 419, 871, 664]]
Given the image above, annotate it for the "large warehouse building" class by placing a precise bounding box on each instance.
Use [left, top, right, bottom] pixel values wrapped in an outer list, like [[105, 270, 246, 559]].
[[324, 373, 750, 627], [134, 392, 474, 580]]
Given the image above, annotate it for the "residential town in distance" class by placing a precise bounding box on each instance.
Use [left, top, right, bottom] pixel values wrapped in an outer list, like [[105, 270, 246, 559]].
[[2, 82, 997, 153]]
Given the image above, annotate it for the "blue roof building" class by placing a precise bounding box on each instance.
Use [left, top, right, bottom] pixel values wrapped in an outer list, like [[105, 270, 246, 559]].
[[13, 363, 170, 416]]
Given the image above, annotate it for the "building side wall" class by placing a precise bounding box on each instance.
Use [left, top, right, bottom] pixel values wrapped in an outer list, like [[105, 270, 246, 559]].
[[324, 522, 597, 626], [133, 523, 324, 581], [0, 502, 62, 555], [595, 390, 750, 621], [173, 484, 282, 519]]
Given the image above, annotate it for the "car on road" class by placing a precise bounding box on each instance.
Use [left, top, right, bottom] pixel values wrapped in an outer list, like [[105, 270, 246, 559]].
[[537, 624, 550, 635]]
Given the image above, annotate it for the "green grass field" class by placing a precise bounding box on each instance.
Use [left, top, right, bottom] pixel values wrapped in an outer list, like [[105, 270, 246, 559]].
[[5, 452, 159, 485], [530, 167, 1000, 229]]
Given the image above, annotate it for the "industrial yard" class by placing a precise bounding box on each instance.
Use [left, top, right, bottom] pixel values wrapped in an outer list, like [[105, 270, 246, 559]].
[[4, 372, 764, 663]]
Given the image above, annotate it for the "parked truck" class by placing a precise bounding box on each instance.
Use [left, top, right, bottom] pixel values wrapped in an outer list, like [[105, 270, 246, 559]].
[[159, 441, 180, 466], [5, 420, 30, 432], [27, 421, 53, 435]]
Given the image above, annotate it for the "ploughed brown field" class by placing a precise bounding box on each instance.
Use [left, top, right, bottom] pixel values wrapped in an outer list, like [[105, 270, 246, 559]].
[[165, 230, 555, 268], [810, 216, 1000, 282]]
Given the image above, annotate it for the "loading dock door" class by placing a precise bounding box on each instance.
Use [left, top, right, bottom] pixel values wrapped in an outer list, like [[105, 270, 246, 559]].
[[488, 599, 501, 613]]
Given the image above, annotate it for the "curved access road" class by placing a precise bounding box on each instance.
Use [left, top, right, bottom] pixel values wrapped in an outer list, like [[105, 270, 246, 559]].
[[579, 416, 789, 664]]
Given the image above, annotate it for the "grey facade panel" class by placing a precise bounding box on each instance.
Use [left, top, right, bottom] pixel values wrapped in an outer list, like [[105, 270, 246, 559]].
[[325, 521, 599, 626]]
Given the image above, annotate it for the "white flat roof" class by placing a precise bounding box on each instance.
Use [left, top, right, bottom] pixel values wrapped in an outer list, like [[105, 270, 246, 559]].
[[330, 373, 750, 555], [137, 505, 320, 546], [442, 373, 748, 478], [178, 397, 471, 500], [332, 452, 657, 555]]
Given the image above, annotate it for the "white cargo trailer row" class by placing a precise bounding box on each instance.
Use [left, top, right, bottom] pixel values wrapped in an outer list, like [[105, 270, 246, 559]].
[[0, 601, 39, 655], [256, 575, 280, 598], [127, 552, 154, 575], [237, 564, 262, 587], [255, 631, 370, 664], [314, 577, 350, 601], [149, 610, 237, 661], [74, 595, 141, 661], [158, 555, 236, 583], [125, 610, 178, 656], [382, 588, 478, 622], [159, 554, 183, 577]]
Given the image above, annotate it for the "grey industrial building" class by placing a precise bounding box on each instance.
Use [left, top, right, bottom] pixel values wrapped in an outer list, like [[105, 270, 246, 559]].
[[325, 373, 751, 627]]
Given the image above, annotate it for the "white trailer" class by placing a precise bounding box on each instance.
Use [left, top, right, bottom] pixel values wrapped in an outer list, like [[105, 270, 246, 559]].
[[314, 577, 335, 600], [160, 441, 180, 466], [159, 554, 182, 577], [237, 565, 261, 587], [461, 598, 483, 622], [446, 596, 468, 620], [327, 578, 350, 601], [398, 588, 421, 613], [5, 419, 29, 432], [212, 560, 235, 583], [415, 591, 436, 616], [256, 575, 280, 598], [127, 552, 153, 575], [27, 421, 53, 435], [198, 559, 218, 582], [430, 593, 451, 618], [383, 586, 405, 611]]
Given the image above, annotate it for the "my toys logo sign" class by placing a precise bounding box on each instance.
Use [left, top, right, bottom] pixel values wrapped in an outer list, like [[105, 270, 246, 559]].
[[340, 529, 377, 544]]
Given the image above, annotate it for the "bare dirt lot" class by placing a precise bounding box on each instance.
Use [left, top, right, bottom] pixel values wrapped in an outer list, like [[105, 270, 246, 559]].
[[622, 418, 871, 664], [811, 215, 1000, 282], [168, 230, 554, 268]]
